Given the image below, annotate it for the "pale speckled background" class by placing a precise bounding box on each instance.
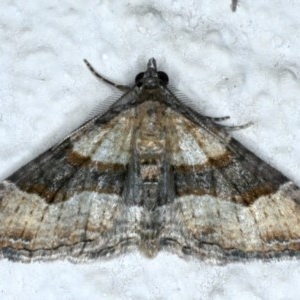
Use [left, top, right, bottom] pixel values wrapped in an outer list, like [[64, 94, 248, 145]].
[[1, 1, 300, 299]]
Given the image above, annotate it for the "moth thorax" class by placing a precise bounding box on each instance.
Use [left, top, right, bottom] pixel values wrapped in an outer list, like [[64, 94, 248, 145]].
[[136, 139, 165, 155]]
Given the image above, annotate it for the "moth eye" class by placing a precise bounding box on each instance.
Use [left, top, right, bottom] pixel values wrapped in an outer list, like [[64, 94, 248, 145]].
[[135, 72, 144, 87], [158, 71, 169, 85]]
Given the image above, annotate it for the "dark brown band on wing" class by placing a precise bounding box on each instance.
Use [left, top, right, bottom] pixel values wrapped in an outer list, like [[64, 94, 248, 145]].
[[8, 149, 126, 204], [174, 139, 289, 206], [67, 150, 126, 172], [173, 151, 233, 173]]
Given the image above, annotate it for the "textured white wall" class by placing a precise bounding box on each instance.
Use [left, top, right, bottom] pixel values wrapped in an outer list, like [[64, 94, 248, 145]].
[[1, 1, 300, 299]]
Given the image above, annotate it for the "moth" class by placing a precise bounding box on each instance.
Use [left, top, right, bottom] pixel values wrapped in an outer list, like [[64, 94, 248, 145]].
[[0, 58, 299, 263]]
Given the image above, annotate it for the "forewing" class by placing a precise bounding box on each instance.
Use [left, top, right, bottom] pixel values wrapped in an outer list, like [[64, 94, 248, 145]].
[[160, 107, 300, 262], [0, 107, 141, 262]]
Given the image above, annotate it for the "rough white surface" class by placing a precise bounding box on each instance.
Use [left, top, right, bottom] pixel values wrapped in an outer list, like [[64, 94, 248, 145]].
[[1, 0, 300, 299]]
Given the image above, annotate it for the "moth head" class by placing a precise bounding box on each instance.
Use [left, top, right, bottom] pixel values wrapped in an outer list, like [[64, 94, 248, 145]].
[[135, 58, 169, 89]]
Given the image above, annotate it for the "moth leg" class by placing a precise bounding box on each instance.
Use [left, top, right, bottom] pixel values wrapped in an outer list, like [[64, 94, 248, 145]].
[[222, 121, 253, 131], [205, 116, 230, 122], [84, 59, 131, 92]]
